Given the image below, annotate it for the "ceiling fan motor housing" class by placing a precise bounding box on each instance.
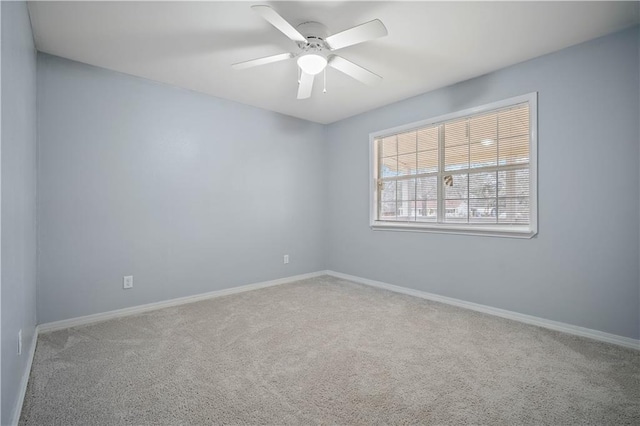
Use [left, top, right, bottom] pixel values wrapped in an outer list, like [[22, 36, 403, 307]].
[[296, 21, 329, 53]]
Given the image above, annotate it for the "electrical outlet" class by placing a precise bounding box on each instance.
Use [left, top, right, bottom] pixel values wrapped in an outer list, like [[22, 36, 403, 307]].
[[123, 275, 134, 289], [283, 254, 289, 264], [18, 329, 22, 355]]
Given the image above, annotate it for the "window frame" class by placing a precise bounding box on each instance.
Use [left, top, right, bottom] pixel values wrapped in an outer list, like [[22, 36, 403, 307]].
[[369, 92, 538, 239]]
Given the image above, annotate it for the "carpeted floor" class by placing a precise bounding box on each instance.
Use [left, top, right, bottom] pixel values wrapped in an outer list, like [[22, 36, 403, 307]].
[[20, 275, 640, 425]]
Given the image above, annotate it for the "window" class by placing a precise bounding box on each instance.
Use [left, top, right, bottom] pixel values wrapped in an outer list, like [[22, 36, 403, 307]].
[[370, 93, 537, 238]]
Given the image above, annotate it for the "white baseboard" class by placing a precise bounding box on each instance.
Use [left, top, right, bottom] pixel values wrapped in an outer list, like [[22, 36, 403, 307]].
[[18, 270, 326, 424], [326, 270, 640, 350], [10, 329, 38, 426], [19, 268, 638, 425], [38, 271, 327, 333]]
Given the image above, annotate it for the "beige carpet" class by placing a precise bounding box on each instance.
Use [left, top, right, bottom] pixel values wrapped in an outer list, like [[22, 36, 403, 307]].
[[20, 275, 640, 425]]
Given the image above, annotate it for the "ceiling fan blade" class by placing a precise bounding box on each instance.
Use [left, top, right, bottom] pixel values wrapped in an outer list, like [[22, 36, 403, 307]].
[[232, 53, 293, 70], [251, 5, 307, 43], [328, 55, 382, 86], [325, 19, 388, 50], [297, 71, 314, 99]]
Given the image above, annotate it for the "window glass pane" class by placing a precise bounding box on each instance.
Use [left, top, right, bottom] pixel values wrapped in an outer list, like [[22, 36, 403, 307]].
[[444, 119, 467, 147], [380, 181, 396, 202], [397, 131, 416, 155], [444, 173, 468, 223], [498, 169, 529, 197], [498, 104, 529, 139], [470, 112, 497, 168], [445, 144, 469, 171], [380, 156, 397, 178], [469, 113, 498, 167], [445, 199, 468, 222], [470, 140, 497, 169], [498, 104, 529, 166], [444, 119, 469, 171], [397, 201, 416, 221], [416, 199, 437, 222], [444, 173, 468, 200], [381, 136, 397, 157], [396, 178, 416, 201], [470, 199, 498, 224], [417, 149, 438, 174], [469, 172, 497, 199], [417, 126, 438, 151], [498, 197, 529, 224], [499, 134, 529, 165], [416, 176, 437, 221], [380, 202, 397, 220], [374, 97, 533, 233], [470, 112, 498, 143], [397, 153, 417, 176], [416, 176, 437, 200]]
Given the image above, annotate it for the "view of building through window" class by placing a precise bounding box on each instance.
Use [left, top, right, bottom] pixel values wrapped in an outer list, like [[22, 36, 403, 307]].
[[375, 102, 531, 226]]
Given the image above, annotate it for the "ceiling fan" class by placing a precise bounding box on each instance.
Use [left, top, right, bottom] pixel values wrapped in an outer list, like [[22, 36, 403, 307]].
[[232, 5, 388, 99]]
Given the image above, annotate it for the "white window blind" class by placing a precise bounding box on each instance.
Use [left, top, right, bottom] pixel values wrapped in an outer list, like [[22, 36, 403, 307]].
[[370, 93, 537, 238]]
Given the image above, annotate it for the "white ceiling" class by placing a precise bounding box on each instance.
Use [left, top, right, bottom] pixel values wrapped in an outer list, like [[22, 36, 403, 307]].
[[28, 1, 639, 124]]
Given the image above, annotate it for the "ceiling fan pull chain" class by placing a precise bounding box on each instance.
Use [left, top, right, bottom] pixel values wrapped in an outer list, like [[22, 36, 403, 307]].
[[323, 68, 327, 93]]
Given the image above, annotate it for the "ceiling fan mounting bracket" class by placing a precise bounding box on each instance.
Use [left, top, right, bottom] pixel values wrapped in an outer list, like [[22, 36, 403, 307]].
[[296, 21, 329, 39]]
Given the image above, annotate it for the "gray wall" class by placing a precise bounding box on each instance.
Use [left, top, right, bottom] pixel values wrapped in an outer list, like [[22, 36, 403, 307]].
[[1, 2, 37, 424], [326, 27, 640, 339], [35, 26, 640, 341], [37, 54, 326, 324]]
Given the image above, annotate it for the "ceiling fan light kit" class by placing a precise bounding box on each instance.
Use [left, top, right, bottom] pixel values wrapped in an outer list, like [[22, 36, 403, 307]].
[[297, 53, 327, 75], [232, 5, 388, 100]]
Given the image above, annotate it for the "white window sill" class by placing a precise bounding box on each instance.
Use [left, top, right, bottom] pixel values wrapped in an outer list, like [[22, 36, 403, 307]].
[[371, 221, 537, 239]]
